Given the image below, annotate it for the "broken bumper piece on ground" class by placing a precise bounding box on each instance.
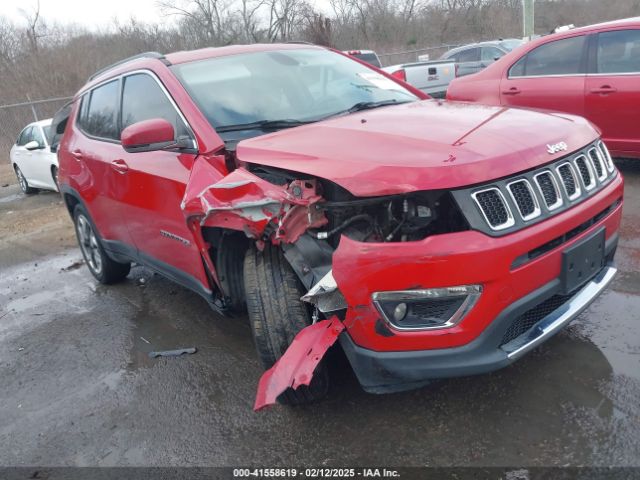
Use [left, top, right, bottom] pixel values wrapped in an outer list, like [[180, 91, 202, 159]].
[[254, 317, 345, 411]]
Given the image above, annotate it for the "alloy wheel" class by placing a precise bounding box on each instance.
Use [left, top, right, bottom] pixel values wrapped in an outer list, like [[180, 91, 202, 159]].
[[76, 215, 103, 275]]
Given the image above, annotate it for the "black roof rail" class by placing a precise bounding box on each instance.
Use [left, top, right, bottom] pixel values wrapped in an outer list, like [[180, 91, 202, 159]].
[[88, 52, 167, 82], [285, 40, 315, 45]]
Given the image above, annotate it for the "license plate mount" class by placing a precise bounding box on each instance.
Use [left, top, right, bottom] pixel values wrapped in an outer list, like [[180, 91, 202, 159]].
[[560, 227, 606, 295]]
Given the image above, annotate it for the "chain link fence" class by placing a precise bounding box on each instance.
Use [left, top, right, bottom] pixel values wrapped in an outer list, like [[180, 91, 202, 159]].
[[0, 96, 72, 163]]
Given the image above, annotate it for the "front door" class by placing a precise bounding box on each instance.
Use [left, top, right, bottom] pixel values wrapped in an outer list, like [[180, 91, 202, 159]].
[[117, 72, 209, 291], [500, 35, 587, 117], [27, 125, 53, 188]]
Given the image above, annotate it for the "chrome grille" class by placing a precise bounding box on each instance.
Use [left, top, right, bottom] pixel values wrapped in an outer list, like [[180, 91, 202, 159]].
[[556, 162, 581, 201], [575, 155, 596, 191], [588, 148, 606, 181], [472, 188, 514, 230], [462, 139, 617, 234], [507, 179, 540, 221], [598, 141, 615, 172], [534, 171, 563, 210]]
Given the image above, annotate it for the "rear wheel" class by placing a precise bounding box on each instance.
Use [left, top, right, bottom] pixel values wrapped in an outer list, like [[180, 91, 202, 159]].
[[244, 244, 329, 405], [73, 205, 131, 284], [15, 166, 37, 194]]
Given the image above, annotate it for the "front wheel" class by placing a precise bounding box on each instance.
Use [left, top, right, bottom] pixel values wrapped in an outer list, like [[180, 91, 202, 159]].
[[244, 244, 329, 405], [73, 205, 131, 284], [15, 166, 37, 194]]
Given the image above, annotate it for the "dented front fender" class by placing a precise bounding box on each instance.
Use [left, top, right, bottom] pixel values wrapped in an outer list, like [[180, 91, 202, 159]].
[[182, 160, 327, 243]]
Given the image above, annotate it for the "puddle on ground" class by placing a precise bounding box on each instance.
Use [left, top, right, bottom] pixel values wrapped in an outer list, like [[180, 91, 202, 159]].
[[126, 293, 200, 371], [0, 193, 23, 204]]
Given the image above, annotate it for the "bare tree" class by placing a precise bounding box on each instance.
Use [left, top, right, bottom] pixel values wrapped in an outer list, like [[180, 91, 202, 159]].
[[19, 0, 46, 53], [238, 0, 266, 42], [157, 0, 235, 45], [265, 0, 310, 41]]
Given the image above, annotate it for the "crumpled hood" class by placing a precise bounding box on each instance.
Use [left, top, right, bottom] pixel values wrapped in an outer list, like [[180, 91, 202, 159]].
[[236, 99, 599, 196]]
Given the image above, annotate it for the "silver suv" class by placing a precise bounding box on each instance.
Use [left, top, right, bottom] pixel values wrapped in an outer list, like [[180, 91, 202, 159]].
[[441, 39, 524, 77]]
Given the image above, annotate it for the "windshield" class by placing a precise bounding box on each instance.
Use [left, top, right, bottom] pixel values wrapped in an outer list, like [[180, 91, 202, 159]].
[[171, 48, 417, 140]]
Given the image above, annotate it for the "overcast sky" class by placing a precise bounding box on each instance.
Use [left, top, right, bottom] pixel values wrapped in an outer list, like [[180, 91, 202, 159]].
[[0, 0, 330, 29], [0, 0, 164, 28]]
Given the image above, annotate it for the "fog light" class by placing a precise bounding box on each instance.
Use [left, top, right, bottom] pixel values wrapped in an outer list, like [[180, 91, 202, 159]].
[[393, 302, 408, 322], [372, 285, 482, 331]]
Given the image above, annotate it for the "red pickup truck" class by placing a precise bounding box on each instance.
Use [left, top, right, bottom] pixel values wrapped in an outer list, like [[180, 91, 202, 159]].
[[56, 44, 623, 409], [447, 17, 640, 159]]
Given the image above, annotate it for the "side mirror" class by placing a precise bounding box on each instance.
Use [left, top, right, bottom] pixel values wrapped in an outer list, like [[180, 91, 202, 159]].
[[121, 118, 178, 153], [493, 56, 501, 62], [25, 140, 42, 151]]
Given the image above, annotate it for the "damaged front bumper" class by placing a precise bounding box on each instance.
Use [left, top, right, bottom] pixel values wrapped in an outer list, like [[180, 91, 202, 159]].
[[330, 175, 622, 393], [340, 264, 617, 393], [255, 173, 622, 405]]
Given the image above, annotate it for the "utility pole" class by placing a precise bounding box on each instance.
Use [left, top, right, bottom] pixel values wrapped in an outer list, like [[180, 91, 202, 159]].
[[523, 0, 534, 39]]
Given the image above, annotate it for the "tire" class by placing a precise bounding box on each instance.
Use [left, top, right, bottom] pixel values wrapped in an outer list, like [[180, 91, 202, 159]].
[[244, 243, 329, 405], [73, 204, 131, 284], [51, 166, 59, 191], [15, 166, 37, 194], [217, 234, 249, 313]]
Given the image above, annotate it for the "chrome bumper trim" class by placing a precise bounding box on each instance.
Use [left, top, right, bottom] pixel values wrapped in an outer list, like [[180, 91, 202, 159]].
[[503, 265, 617, 360]]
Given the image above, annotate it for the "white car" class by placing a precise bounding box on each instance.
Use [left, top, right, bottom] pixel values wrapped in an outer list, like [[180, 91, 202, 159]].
[[10, 118, 59, 194]]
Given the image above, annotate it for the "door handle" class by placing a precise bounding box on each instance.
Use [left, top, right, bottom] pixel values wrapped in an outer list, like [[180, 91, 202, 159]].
[[590, 85, 617, 94], [71, 150, 83, 160], [502, 87, 521, 95], [110, 159, 129, 174]]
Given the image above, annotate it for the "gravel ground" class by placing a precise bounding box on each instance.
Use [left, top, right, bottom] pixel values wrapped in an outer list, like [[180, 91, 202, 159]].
[[0, 160, 639, 467]]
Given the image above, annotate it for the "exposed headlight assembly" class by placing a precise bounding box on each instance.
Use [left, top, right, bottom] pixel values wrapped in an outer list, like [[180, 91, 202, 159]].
[[372, 285, 482, 331]]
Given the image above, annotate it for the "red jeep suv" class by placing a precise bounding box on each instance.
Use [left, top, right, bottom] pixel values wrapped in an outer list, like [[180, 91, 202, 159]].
[[447, 17, 640, 159], [56, 44, 623, 409]]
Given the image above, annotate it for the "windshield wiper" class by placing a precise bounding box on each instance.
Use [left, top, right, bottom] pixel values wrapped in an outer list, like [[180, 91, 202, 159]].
[[216, 119, 312, 133], [216, 101, 412, 133], [345, 99, 411, 114]]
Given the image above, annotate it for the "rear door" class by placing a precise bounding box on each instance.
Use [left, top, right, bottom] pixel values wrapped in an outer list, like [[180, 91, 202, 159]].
[[585, 28, 640, 155], [73, 79, 135, 248], [500, 35, 587, 117], [117, 71, 209, 290]]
